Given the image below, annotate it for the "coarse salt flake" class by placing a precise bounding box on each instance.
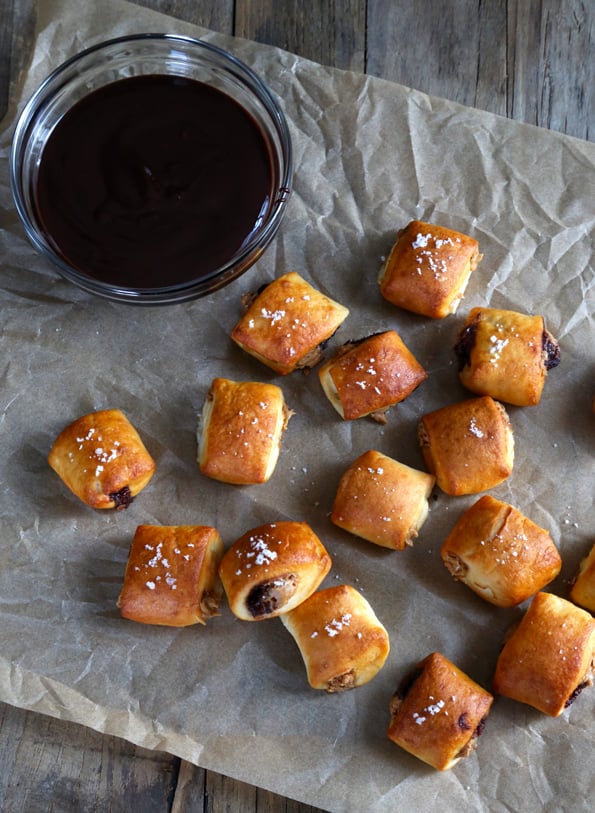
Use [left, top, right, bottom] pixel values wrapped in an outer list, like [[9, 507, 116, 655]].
[[412, 233, 431, 249], [468, 417, 484, 438], [261, 307, 286, 325], [324, 613, 352, 637]]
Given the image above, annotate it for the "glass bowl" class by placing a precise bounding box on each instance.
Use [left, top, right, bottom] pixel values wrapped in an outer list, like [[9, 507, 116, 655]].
[[10, 34, 293, 305]]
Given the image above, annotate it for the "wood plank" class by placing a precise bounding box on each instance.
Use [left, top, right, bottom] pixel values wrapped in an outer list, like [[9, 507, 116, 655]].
[[0, 701, 326, 812], [0, 0, 37, 121], [507, 0, 593, 139], [366, 0, 508, 114], [0, 702, 180, 812], [169, 760, 207, 812], [235, 0, 367, 71], [367, 0, 593, 140], [0, 0, 13, 118], [257, 786, 326, 813], [136, 0, 236, 32], [205, 770, 257, 812], [170, 759, 327, 812]]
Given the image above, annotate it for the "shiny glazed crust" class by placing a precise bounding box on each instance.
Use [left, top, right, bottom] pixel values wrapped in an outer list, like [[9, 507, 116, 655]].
[[48, 408, 155, 509], [570, 543, 595, 612], [280, 584, 390, 692], [318, 330, 427, 421], [230, 271, 349, 374], [378, 220, 482, 318], [331, 449, 435, 550], [418, 396, 514, 495], [117, 525, 225, 626], [455, 307, 560, 406], [386, 652, 493, 770], [441, 495, 561, 606], [218, 521, 332, 621], [197, 377, 292, 485], [493, 591, 595, 716]]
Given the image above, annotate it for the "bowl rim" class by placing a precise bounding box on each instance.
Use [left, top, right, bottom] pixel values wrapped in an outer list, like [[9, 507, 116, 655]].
[[10, 32, 293, 305]]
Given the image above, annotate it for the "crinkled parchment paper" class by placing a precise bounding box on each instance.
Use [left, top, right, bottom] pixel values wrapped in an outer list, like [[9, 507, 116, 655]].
[[0, 1, 594, 810]]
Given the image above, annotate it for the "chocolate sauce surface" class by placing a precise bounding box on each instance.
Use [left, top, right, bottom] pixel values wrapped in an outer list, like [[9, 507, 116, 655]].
[[35, 74, 272, 288]]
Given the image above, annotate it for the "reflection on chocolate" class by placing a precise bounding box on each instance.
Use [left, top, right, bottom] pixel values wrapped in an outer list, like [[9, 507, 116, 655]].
[[35, 75, 272, 288]]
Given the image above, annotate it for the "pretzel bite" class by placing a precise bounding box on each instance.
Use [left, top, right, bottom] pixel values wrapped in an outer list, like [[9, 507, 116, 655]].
[[281, 584, 390, 692], [117, 525, 224, 626], [331, 450, 435, 550], [493, 592, 595, 716], [219, 521, 331, 621], [318, 330, 427, 423], [387, 652, 493, 770], [378, 221, 482, 318], [454, 307, 560, 406], [418, 396, 514, 496], [441, 495, 561, 607], [231, 271, 349, 374], [570, 542, 595, 613], [48, 408, 155, 509], [197, 377, 292, 485]]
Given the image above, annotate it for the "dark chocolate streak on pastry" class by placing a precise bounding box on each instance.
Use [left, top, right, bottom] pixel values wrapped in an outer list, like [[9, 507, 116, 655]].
[[110, 485, 133, 510], [458, 713, 486, 738], [457, 712, 472, 731], [298, 331, 343, 373], [454, 317, 479, 370], [564, 680, 588, 708], [329, 332, 387, 363], [246, 573, 298, 617], [342, 331, 386, 351], [543, 330, 561, 370], [474, 716, 487, 738], [454, 715, 488, 759]]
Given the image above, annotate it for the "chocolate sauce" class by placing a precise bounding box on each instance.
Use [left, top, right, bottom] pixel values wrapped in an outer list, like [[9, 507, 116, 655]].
[[542, 329, 561, 370], [454, 315, 480, 370], [35, 75, 273, 288]]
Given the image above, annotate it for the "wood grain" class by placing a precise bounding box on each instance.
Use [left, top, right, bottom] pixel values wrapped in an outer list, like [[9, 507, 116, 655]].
[[235, 0, 367, 71], [507, 0, 593, 138], [367, 0, 508, 113], [0, 1, 592, 811], [0, 703, 179, 812], [138, 0, 235, 33]]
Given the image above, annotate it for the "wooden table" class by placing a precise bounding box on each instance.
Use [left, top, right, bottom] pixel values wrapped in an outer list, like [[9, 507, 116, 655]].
[[0, 2, 592, 810]]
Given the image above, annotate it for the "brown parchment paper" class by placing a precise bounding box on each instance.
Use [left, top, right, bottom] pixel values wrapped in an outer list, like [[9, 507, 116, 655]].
[[1, 1, 594, 810]]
